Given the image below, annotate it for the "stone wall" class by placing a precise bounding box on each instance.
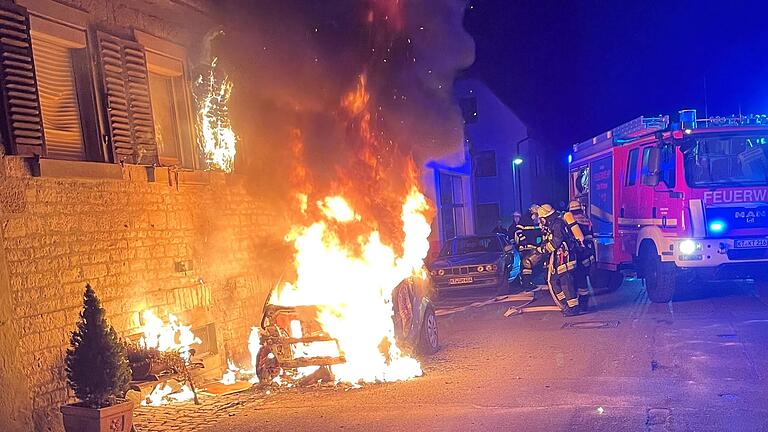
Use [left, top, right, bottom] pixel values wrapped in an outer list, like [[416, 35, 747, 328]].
[[0, 157, 288, 431]]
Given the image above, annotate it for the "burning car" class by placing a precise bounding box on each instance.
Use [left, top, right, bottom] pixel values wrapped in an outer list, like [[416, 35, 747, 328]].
[[428, 234, 521, 297], [254, 274, 438, 384]]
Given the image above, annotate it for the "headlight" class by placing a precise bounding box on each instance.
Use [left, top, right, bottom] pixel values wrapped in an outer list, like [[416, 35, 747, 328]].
[[437, 269, 445, 276], [430, 270, 436, 276], [477, 266, 485, 272], [679, 239, 699, 255], [485, 264, 497, 272]]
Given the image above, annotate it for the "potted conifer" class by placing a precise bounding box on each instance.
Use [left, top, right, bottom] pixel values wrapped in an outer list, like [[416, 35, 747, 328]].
[[61, 284, 133, 432]]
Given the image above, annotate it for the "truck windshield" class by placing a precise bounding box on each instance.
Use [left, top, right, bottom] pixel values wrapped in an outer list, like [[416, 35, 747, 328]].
[[683, 135, 768, 187]]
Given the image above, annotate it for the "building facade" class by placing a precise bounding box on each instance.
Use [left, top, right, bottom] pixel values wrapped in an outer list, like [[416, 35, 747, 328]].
[[0, 1, 285, 431], [454, 78, 562, 234]]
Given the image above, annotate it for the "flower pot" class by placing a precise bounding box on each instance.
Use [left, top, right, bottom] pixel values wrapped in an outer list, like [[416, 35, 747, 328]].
[[60, 400, 133, 432]]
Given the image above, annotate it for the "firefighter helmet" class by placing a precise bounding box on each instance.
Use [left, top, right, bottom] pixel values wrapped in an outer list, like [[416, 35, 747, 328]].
[[513, 211, 522, 217], [537, 204, 556, 219], [568, 200, 583, 212], [529, 204, 540, 215]]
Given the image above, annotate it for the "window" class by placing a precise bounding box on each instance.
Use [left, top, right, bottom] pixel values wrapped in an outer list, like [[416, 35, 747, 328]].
[[641, 146, 652, 177], [438, 172, 466, 240], [626, 148, 639, 185], [22, 1, 100, 160], [660, 144, 676, 187], [474, 150, 497, 177], [139, 32, 196, 168]]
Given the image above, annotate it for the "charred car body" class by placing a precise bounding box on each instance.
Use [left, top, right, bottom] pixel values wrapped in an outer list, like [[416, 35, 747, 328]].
[[255, 275, 438, 383]]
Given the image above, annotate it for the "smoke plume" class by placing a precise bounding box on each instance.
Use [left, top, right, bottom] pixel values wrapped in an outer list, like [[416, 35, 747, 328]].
[[213, 0, 475, 243]]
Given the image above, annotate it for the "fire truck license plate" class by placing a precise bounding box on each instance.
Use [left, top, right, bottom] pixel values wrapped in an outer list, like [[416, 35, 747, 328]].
[[449, 277, 473, 285], [735, 239, 768, 248]]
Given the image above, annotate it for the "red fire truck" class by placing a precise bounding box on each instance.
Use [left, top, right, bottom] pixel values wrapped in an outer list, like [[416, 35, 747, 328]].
[[569, 110, 768, 302]]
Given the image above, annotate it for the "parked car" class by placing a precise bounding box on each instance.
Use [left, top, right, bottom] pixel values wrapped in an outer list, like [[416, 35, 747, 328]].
[[427, 234, 521, 297]]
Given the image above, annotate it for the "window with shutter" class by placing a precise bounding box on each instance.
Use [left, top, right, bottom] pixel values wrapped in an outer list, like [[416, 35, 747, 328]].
[[0, 2, 46, 156], [95, 31, 158, 165], [31, 35, 83, 160]]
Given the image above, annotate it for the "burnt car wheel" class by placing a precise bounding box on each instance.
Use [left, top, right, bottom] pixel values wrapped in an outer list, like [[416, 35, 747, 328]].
[[255, 345, 281, 383], [417, 306, 439, 355]]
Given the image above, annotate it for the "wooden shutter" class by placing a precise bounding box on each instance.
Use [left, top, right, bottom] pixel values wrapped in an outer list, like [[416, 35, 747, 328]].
[[95, 31, 157, 165], [31, 37, 84, 160], [0, 2, 46, 156]]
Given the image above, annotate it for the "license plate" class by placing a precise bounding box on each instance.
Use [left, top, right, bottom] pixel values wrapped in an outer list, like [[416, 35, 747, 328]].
[[449, 277, 473, 285], [735, 239, 768, 248]]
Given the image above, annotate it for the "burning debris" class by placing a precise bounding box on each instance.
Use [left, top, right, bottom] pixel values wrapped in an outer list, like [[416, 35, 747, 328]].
[[128, 311, 203, 406]]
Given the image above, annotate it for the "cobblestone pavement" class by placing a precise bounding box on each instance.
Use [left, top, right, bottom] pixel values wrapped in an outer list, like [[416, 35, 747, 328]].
[[133, 386, 267, 431]]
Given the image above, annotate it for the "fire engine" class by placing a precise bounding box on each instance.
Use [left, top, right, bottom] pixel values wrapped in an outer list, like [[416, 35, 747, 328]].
[[569, 109, 768, 302]]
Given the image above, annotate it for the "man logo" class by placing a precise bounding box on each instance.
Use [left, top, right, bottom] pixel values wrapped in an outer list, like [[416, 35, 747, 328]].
[[734, 210, 767, 219]]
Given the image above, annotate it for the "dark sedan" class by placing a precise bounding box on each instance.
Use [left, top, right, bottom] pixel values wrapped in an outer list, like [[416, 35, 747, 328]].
[[428, 234, 521, 297]]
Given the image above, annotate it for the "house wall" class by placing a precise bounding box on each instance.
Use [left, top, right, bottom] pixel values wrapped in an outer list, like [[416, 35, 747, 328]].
[[0, 1, 287, 431], [0, 157, 287, 431], [454, 78, 563, 232]]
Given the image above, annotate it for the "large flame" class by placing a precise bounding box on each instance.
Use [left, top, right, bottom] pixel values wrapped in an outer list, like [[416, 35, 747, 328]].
[[268, 187, 430, 384], [138, 310, 201, 362], [195, 57, 237, 172]]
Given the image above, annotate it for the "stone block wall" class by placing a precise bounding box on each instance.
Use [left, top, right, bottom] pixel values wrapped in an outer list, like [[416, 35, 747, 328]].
[[0, 157, 288, 431]]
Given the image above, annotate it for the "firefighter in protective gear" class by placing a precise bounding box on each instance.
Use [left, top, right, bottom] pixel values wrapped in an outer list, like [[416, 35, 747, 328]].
[[520, 205, 547, 291], [567, 200, 596, 311], [537, 204, 581, 316]]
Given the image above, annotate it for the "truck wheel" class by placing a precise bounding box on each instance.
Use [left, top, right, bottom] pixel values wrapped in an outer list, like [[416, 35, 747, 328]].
[[590, 269, 624, 294], [417, 306, 439, 355], [639, 243, 676, 303]]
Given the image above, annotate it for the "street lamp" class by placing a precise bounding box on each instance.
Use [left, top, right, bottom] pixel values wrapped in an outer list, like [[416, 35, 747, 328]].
[[511, 157, 523, 214]]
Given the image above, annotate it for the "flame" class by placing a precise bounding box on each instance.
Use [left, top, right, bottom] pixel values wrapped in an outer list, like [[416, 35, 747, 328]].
[[196, 57, 237, 172], [138, 310, 201, 362], [270, 187, 430, 384], [142, 383, 195, 406], [220, 360, 239, 385]]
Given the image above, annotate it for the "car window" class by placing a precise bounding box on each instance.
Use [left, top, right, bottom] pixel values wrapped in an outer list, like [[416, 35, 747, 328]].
[[454, 236, 502, 254]]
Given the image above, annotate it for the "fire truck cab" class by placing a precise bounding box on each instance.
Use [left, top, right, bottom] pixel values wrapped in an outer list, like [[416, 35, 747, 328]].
[[570, 110, 768, 302]]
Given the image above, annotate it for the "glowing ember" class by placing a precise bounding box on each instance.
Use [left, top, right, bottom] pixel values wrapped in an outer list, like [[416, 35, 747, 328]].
[[270, 187, 430, 384], [195, 57, 237, 172], [138, 310, 201, 362]]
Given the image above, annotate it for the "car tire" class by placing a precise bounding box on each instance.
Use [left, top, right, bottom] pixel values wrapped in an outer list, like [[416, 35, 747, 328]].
[[639, 242, 676, 303], [255, 345, 280, 383], [417, 306, 439, 355], [496, 276, 512, 296]]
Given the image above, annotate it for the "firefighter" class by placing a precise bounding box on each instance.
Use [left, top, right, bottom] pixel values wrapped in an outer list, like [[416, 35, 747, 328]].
[[537, 204, 581, 316], [567, 200, 596, 311], [520, 205, 546, 291]]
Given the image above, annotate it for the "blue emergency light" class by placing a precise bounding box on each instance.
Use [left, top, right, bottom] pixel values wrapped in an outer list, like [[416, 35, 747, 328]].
[[709, 220, 726, 233], [567, 153, 573, 164]]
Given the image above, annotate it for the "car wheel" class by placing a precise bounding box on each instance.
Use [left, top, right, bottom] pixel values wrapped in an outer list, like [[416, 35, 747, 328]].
[[255, 345, 281, 383], [496, 276, 512, 296], [639, 242, 676, 303], [417, 306, 439, 355]]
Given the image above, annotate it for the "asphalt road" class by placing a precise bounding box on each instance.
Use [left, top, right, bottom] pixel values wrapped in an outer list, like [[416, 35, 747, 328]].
[[204, 278, 768, 432]]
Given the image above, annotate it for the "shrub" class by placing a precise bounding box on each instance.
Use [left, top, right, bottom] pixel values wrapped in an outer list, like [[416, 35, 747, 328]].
[[65, 284, 131, 408]]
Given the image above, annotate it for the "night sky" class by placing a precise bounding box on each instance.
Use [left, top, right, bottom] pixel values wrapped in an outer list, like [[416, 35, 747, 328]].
[[463, 0, 768, 153]]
